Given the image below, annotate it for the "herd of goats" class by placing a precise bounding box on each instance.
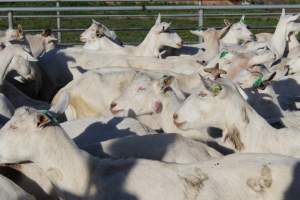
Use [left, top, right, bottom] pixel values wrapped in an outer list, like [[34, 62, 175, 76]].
[[1, 7, 300, 200]]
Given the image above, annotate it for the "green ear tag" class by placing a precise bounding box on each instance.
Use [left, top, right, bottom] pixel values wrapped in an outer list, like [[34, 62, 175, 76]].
[[40, 110, 59, 124], [252, 74, 264, 89], [211, 84, 222, 95], [219, 50, 229, 59]]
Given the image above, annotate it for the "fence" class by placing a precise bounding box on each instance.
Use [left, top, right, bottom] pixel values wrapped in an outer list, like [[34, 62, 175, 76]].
[[0, 1, 300, 44]]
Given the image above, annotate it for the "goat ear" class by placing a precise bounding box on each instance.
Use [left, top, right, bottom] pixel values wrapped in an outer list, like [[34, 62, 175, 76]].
[[198, 74, 213, 90], [258, 72, 276, 90], [240, 15, 245, 24], [264, 71, 276, 83], [109, 31, 117, 40], [204, 63, 227, 79], [198, 74, 215, 92], [37, 114, 50, 128], [162, 76, 174, 87], [92, 19, 100, 25], [224, 19, 231, 26], [281, 9, 285, 17], [288, 13, 300, 23], [17, 24, 23, 34], [49, 92, 70, 115], [219, 22, 232, 39], [42, 29, 53, 37], [155, 13, 161, 25]]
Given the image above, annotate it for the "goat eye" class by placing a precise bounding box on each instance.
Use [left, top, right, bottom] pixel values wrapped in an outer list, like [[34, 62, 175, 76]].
[[198, 91, 207, 97]]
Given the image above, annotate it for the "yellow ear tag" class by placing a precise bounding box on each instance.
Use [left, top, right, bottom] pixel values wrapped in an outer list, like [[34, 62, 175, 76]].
[[165, 91, 171, 97], [211, 84, 222, 95]]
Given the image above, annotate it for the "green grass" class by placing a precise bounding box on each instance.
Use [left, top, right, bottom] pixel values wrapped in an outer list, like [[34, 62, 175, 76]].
[[0, 1, 298, 44]]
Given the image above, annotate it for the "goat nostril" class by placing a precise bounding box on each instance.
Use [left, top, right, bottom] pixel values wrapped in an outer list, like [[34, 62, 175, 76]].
[[110, 102, 117, 109], [173, 113, 178, 120]]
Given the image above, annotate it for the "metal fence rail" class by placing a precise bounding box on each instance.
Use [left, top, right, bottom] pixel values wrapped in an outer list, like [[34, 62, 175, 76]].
[[0, 1, 299, 44]]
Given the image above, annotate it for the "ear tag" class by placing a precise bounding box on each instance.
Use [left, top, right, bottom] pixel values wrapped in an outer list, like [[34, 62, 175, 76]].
[[219, 49, 229, 59], [252, 74, 264, 89], [165, 91, 171, 97], [240, 19, 245, 24], [211, 84, 222, 95], [39, 110, 59, 124]]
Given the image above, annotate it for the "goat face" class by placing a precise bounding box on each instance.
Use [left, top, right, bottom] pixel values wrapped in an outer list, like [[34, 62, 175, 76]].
[[0, 107, 47, 164], [152, 22, 183, 49]]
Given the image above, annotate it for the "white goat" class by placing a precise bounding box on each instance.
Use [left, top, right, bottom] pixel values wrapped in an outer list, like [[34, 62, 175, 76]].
[[24, 29, 57, 58], [80, 15, 183, 58], [1, 106, 300, 199], [80, 19, 123, 51], [0, 44, 37, 86], [52, 68, 196, 120], [0, 25, 24, 47], [174, 77, 300, 157], [110, 74, 212, 141]]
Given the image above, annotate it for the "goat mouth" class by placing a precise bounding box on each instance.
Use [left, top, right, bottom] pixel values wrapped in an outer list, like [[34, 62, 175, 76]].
[[173, 120, 186, 128], [110, 108, 124, 115]]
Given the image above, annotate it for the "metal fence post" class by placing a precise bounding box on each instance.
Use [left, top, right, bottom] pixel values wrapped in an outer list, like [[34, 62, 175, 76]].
[[198, 0, 203, 43], [8, 11, 13, 29], [56, 0, 61, 43]]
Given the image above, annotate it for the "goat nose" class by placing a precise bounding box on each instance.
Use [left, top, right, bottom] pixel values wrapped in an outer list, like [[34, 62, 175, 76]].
[[173, 113, 178, 120], [110, 102, 117, 109]]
